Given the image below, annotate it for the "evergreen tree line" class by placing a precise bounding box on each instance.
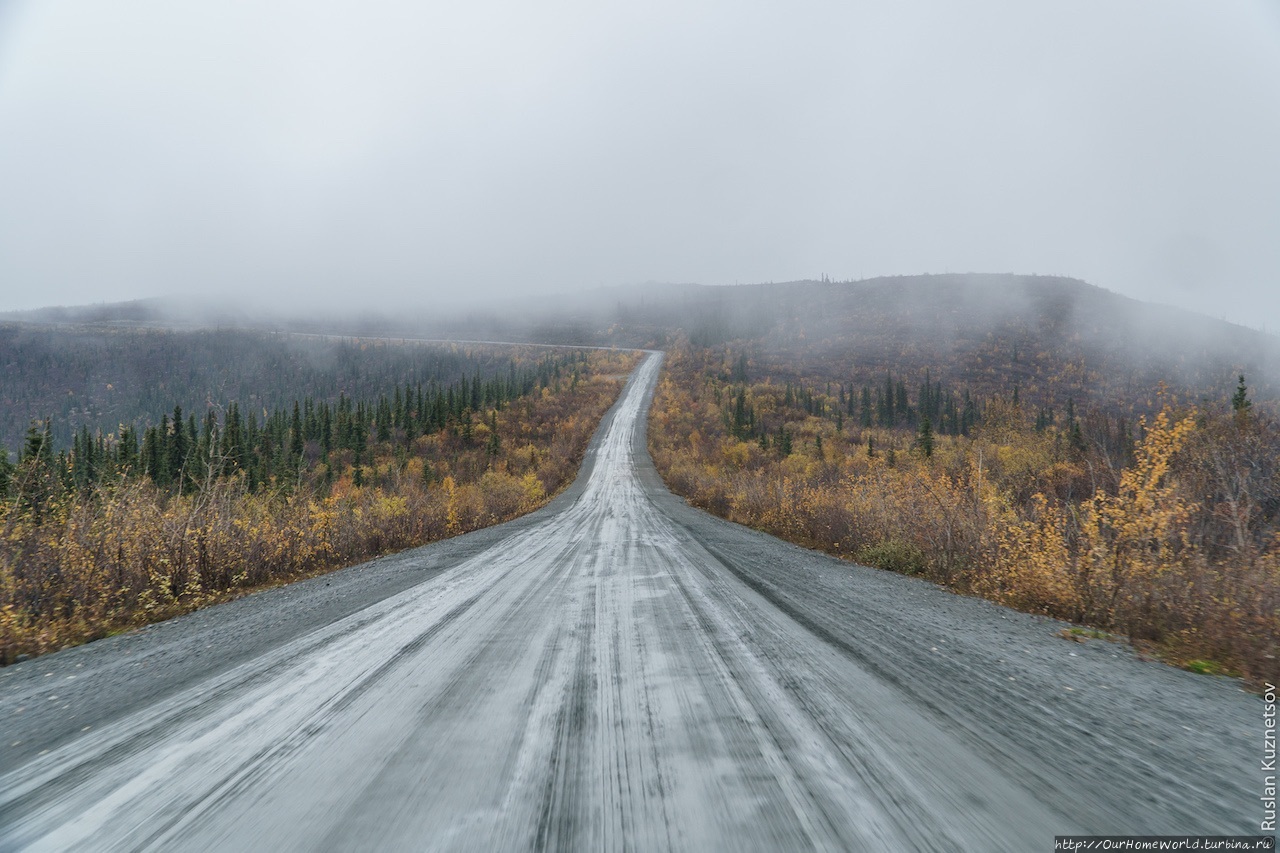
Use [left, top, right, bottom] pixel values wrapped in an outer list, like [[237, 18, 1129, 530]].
[[0, 326, 546, 452], [717, 366, 1149, 465], [846, 371, 982, 435], [0, 351, 588, 515], [720, 351, 1183, 468], [718, 369, 986, 454], [759, 372, 983, 436]]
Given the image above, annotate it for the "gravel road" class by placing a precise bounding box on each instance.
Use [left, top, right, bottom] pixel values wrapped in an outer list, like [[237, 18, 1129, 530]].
[[0, 353, 1262, 851]]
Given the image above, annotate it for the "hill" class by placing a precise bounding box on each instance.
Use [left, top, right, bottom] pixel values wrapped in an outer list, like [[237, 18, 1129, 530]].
[[6, 274, 1275, 421], [600, 275, 1279, 415]]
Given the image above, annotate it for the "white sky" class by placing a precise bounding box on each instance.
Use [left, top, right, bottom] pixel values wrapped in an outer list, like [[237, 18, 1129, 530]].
[[1, 1, 1278, 329]]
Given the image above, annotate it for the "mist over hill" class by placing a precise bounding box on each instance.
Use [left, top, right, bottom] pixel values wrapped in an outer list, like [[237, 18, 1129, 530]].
[[600, 275, 1280, 414], [4, 274, 1275, 432]]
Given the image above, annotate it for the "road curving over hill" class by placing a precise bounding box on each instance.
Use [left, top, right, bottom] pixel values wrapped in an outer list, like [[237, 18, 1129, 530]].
[[0, 353, 1260, 850]]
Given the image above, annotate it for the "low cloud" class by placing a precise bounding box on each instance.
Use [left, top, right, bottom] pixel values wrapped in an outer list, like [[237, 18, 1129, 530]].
[[0, 0, 1277, 331]]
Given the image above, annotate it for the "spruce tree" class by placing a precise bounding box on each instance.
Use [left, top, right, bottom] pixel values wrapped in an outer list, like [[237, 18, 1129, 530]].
[[321, 405, 333, 455], [117, 425, 140, 474], [354, 407, 368, 456], [74, 425, 97, 488], [169, 406, 189, 490], [732, 388, 748, 438], [143, 424, 167, 485], [223, 403, 245, 471], [376, 397, 392, 442], [916, 416, 934, 458], [486, 411, 500, 459], [1231, 374, 1251, 415], [290, 401, 305, 459], [22, 419, 53, 467], [18, 420, 57, 520]]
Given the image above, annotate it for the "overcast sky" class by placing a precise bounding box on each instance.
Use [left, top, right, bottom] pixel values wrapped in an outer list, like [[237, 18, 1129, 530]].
[[1, 1, 1278, 328]]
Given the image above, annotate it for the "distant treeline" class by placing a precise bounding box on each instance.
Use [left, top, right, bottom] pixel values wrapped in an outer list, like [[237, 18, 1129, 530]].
[[726, 372, 982, 439], [0, 324, 535, 452], [1, 350, 587, 514], [711, 353, 1132, 463]]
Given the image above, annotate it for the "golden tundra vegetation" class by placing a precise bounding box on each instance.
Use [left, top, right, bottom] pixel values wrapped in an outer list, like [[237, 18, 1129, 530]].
[[0, 343, 638, 663], [649, 341, 1279, 685]]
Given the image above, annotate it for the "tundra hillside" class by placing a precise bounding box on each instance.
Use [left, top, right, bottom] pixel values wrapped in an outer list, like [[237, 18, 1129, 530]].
[[0, 340, 639, 663], [650, 335, 1279, 686]]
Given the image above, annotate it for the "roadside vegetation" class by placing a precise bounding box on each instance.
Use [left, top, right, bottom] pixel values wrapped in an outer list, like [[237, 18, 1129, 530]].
[[0, 342, 638, 663], [650, 341, 1279, 685]]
